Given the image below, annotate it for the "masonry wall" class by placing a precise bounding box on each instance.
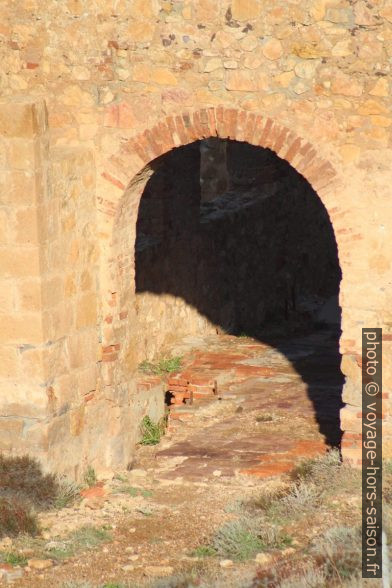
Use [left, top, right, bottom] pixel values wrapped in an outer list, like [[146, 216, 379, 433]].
[[0, 0, 391, 473]]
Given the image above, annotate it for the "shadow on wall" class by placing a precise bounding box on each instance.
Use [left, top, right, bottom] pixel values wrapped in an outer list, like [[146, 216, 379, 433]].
[[135, 140, 344, 448]]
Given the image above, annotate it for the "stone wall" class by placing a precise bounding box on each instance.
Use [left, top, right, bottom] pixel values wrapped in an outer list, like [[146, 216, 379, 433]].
[[0, 0, 391, 473]]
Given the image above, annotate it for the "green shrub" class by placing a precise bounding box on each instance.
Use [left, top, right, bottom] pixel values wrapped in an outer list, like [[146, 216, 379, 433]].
[[139, 356, 182, 376], [210, 517, 288, 562], [139, 416, 166, 446], [83, 466, 97, 488]]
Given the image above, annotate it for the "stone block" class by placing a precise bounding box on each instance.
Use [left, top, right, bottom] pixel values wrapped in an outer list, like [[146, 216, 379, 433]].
[[0, 99, 46, 139]]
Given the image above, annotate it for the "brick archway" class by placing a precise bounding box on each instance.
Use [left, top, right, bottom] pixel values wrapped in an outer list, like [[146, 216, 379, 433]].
[[97, 106, 360, 463], [99, 106, 345, 346], [101, 106, 341, 203]]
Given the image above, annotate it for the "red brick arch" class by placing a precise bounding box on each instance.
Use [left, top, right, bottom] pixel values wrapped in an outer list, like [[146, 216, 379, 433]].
[[101, 105, 340, 205], [98, 105, 345, 362]]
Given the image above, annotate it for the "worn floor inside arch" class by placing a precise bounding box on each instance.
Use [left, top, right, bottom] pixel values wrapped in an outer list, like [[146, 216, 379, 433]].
[[142, 326, 343, 482], [3, 327, 349, 588]]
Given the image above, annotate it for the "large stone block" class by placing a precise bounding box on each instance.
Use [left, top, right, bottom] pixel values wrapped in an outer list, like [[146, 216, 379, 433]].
[[0, 99, 47, 139]]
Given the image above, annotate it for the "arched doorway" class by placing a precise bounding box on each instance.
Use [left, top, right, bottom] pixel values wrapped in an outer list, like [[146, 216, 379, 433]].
[[100, 107, 355, 467], [133, 139, 343, 450]]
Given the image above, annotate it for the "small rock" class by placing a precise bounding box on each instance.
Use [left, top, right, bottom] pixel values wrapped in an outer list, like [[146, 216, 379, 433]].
[[129, 469, 147, 478], [0, 566, 24, 582], [220, 559, 234, 568], [129, 527, 136, 533], [282, 547, 296, 556], [122, 564, 135, 572], [19, 548, 35, 556], [255, 552, 273, 565], [0, 537, 13, 549], [125, 546, 134, 553], [144, 565, 174, 577], [128, 555, 139, 561], [262, 38, 283, 60], [27, 559, 54, 570], [213, 470, 222, 477], [86, 497, 106, 510]]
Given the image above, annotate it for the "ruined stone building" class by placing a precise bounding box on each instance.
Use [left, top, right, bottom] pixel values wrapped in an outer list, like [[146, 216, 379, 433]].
[[0, 0, 391, 477]]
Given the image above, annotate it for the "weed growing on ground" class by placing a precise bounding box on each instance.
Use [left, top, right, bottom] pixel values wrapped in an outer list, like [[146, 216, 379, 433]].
[[311, 526, 362, 583], [278, 564, 327, 588], [255, 413, 275, 423], [139, 415, 166, 446], [54, 476, 81, 509], [209, 516, 290, 562], [211, 517, 265, 561], [45, 525, 112, 561], [139, 356, 182, 376], [0, 551, 28, 566], [272, 481, 321, 519], [190, 545, 217, 558], [83, 466, 97, 488]]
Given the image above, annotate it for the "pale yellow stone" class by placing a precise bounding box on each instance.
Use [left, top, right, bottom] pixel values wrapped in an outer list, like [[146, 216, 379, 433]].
[[262, 38, 283, 60], [358, 99, 388, 115], [116, 68, 131, 81], [294, 60, 318, 79], [309, 0, 327, 21], [380, 7, 392, 23], [127, 21, 155, 43], [274, 70, 295, 87], [365, 126, 389, 142], [182, 6, 192, 19], [0, 101, 43, 138], [369, 78, 389, 97], [240, 36, 258, 52], [0, 346, 19, 378], [293, 81, 309, 94], [76, 293, 97, 328], [225, 70, 256, 91], [325, 8, 351, 23], [203, 58, 222, 73], [331, 76, 363, 97], [339, 144, 361, 163], [223, 61, 238, 69], [243, 54, 262, 69], [0, 248, 40, 278], [195, 0, 219, 21], [331, 39, 353, 57], [231, 0, 261, 21], [354, 1, 377, 25], [61, 85, 94, 107], [0, 314, 44, 344], [73, 66, 90, 81], [212, 30, 234, 49], [150, 67, 178, 85], [292, 43, 327, 59], [370, 115, 392, 127], [132, 0, 158, 19], [17, 280, 42, 312], [132, 63, 150, 83], [15, 208, 38, 244]]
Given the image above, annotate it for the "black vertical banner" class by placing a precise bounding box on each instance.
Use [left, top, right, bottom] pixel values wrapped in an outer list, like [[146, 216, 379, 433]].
[[362, 328, 382, 578]]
